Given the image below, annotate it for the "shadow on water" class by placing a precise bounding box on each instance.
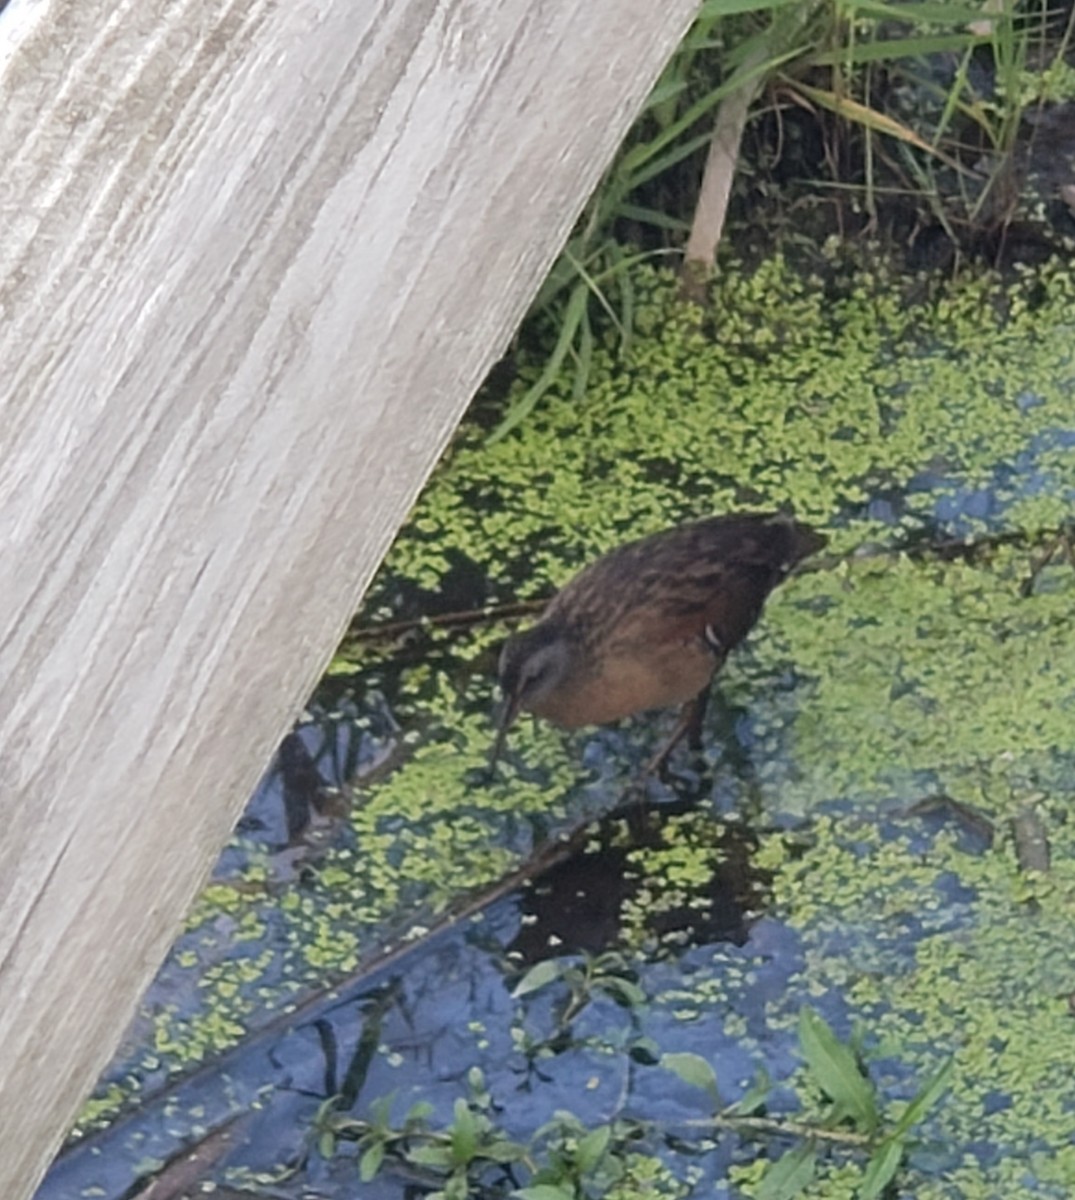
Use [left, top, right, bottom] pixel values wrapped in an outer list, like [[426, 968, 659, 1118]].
[[507, 799, 767, 963]]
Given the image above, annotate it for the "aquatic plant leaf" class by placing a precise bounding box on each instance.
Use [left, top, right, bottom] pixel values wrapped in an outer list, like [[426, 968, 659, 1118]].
[[450, 1098, 479, 1163], [512, 959, 564, 998], [598, 975, 647, 1008], [756, 1142, 817, 1200], [797, 1008, 879, 1132], [732, 1068, 774, 1115], [443, 1170, 470, 1200], [860, 1137, 905, 1198], [406, 1100, 436, 1124], [514, 1186, 576, 1200], [408, 1143, 454, 1169], [891, 1057, 955, 1136], [575, 1124, 612, 1172], [484, 1139, 530, 1163], [359, 1140, 385, 1182], [661, 1051, 720, 1102]]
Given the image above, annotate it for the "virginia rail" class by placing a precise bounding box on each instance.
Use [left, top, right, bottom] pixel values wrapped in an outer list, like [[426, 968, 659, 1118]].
[[492, 512, 826, 773]]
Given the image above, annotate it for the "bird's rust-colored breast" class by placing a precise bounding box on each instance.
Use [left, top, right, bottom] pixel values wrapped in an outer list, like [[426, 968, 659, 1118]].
[[527, 630, 718, 728]]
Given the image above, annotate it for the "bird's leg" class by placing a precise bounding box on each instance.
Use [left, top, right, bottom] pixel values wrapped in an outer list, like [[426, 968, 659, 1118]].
[[640, 686, 711, 780], [685, 686, 711, 751]]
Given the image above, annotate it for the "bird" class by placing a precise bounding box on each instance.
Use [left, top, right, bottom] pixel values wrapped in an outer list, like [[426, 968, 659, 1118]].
[[491, 512, 826, 774]]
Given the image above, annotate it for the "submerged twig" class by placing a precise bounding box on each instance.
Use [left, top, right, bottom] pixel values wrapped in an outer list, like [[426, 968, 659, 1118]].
[[677, 1111, 874, 1147], [347, 598, 545, 643], [1019, 527, 1075, 598], [1011, 804, 1051, 875], [906, 793, 995, 847], [129, 1113, 250, 1199]]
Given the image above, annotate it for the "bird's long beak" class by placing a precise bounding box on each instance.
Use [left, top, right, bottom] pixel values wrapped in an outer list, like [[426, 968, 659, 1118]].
[[488, 691, 522, 776]]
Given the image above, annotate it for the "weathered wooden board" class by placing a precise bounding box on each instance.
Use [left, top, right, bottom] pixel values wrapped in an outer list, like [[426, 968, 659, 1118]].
[[0, 0, 700, 1191]]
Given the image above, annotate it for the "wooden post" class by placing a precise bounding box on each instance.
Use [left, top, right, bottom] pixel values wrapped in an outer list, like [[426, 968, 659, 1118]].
[[0, 0, 700, 1191]]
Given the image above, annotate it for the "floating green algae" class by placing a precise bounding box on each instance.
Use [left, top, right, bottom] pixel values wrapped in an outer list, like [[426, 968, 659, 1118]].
[[734, 807, 1075, 1197], [370, 253, 1075, 604], [744, 545, 1075, 818], [71, 247, 1075, 1195]]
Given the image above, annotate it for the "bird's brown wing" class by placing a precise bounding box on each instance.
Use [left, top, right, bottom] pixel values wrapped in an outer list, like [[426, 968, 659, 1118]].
[[547, 513, 812, 656], [605, 559, 774, 657]]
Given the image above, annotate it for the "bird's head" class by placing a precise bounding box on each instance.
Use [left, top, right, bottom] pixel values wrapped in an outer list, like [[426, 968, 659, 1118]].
[[489, 620, 573, 771]]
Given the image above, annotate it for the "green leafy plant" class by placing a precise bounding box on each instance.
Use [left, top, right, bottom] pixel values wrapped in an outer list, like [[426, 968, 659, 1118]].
[[316, 1070, 530, 1199], [315, 998, 952, 1198], [512, 951, 647, 1021], [508, 951, 649, 1070], [663, 1007, 954, 1198], [318, 1081, 657, 1200]]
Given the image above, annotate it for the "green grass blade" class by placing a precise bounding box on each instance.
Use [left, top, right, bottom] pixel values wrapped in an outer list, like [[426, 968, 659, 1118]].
[[571, 310, 594, 404], [699, 0, 802, 15], [807, 31, 988, 64], [488, 283, 588, 444], [614, 203, 691, 232], [623, 131, 717, 191], [891, 1057, 955, 1136], [854, 0, 984, 25]]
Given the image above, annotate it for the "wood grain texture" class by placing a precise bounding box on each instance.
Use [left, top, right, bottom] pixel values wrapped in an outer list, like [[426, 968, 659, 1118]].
[[0, 0, 699, 1189]]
